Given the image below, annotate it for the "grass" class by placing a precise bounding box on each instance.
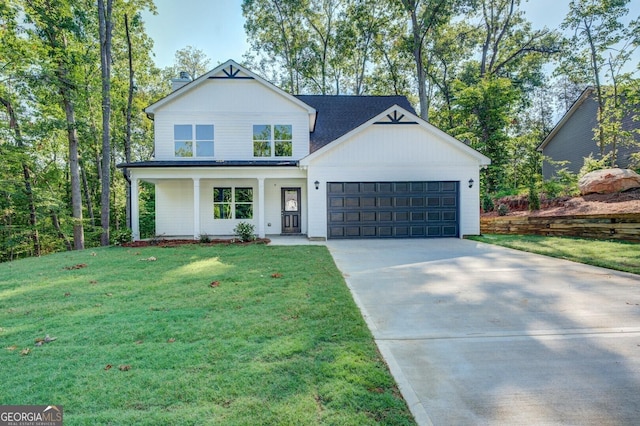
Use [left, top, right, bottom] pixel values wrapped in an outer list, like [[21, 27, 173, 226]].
[[0, 244, 415, 425], [468, 234, 640, 275]]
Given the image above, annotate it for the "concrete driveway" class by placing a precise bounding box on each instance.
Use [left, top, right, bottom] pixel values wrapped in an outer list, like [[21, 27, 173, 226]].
[[325, 239, 640, 425]]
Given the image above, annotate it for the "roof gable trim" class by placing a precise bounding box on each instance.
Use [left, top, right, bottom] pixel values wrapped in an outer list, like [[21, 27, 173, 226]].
[[300, 105, 490, 166], [145, 60, 316, 123]]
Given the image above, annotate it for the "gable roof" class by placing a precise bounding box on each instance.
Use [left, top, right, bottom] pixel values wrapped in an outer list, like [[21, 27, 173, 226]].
[[300, 104, 491, 166], [295, 95, 416, 153], [145, 60, 317, 130], [537, 86, 594, 152]]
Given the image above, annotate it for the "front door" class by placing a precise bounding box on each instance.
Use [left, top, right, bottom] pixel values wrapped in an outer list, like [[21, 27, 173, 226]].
[[281, 188, 301, 234]]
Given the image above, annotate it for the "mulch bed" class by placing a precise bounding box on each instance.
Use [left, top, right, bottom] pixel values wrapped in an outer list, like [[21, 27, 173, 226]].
[[122, 238, 271, 248]]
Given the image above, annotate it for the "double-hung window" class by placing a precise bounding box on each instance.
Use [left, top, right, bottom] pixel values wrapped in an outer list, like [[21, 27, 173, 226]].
[[174, 124, 214, 157], [253, 124, 292, 157], [213, 187, 253, 219]]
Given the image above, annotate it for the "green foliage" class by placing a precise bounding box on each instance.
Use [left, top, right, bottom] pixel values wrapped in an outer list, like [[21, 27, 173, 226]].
[[482, 193, 495, 212], [138, 182, 156, 239], [528, 184, 541, 211], [453, 77, 521, 193], [579, 153, 612, 176], [111, 228, 132, 245], [0, 245, 415, 424], [234, 222, 256, 242], [497, 203, 510, 216], [541, 168, 580, 198], [198, 233, 211, 243]]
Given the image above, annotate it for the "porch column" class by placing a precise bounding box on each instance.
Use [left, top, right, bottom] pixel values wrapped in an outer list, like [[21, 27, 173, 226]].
[[257, 177, 265, 238], [131, 178, 140, 241], [193, 178, 200, 240]]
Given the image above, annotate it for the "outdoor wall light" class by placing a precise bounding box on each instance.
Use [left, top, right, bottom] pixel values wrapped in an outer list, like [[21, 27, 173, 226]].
[[314, 180, 320, 190], [468, 178, 474, 188]]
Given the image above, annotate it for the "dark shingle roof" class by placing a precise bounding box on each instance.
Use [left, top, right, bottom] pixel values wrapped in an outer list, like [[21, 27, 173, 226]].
[[295, 95, 417, 152]]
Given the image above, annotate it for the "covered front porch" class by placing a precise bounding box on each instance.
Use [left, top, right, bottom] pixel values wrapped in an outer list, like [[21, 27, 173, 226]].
[[128, 166, 308, 241]]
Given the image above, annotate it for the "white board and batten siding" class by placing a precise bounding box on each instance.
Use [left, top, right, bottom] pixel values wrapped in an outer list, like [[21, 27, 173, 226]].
[[153, 79, 311, 161], [304, 124, 486, 239]]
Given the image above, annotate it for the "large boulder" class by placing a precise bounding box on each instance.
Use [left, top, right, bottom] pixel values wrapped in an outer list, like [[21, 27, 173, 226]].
[[578, 168, 640, 195]]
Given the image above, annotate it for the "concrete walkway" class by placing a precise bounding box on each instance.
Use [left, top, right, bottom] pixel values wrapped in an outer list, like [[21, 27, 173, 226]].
[[325, 239, 640, 425]]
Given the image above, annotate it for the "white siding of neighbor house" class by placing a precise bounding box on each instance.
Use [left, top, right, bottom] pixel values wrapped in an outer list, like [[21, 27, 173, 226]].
[[153, 79, 310, 161], [304, 124, 484, 239]]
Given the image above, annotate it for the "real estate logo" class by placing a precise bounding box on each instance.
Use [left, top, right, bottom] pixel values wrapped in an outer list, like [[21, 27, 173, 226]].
[[0, 405, 63, 426]]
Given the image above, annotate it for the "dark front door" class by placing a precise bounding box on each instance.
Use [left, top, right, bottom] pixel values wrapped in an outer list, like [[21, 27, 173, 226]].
[[281, 188, 301, 234]]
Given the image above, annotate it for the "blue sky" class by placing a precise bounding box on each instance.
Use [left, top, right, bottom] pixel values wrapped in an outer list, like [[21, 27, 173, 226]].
[[142, 0, 639, 71]]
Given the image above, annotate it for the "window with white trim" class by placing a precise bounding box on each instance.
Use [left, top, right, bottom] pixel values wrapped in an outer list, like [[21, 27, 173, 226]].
[[174, 124, 214, 157], [252, 124, 292, 157], [213, 187, 253, 219]]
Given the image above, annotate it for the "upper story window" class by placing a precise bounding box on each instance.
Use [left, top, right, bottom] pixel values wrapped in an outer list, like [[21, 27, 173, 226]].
[[174, 124, 214, 157], [253, 124, 292, 157]]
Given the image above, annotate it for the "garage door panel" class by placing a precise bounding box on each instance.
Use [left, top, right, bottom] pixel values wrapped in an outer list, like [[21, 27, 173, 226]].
[[329, 197, 344, 208], [379, 197, 393, 207], [327, 181, 459, 239]]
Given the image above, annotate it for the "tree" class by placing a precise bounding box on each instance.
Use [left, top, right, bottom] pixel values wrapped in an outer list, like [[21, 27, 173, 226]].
[[23, 0, 89, 250], [450, 0, 559, 193], [243, 0, 311, 93], [98, 0, 114, 246], [170, 45, 211, 80], [560, 0, 639, 165], [398, 0, 464, 120]]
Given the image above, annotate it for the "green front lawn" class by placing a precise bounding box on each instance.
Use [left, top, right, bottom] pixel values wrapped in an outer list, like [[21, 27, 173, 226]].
[[0, 244, 415, 425], [468, 234, 640, 275]]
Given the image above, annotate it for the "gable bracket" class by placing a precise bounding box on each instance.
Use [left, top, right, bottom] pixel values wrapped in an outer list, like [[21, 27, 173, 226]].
[[209, 64, 254, 80], [375, 110, 417, 125]]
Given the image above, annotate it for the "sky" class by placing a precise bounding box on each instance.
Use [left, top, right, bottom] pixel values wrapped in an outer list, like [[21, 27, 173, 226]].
[[142, 0, 639, 71]]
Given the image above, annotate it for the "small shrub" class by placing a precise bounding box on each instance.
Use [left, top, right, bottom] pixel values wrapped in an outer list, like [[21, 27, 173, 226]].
[[199, 234, 211, 243], [111, 228, 132, 245], [497, 203, 509, 216], [234, 222, 256, 242], [528, 185, 540, 211], [482, 194, 495, 212], [542, 168, 579, 198]]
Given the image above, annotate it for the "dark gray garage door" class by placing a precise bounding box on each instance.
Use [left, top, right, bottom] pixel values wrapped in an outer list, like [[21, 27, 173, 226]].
[[327, 181, 459, 239]]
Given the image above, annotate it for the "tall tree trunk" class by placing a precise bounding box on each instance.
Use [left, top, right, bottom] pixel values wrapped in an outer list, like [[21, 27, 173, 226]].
[[583, 18, 606, 156], [409, 5, 428, 120], [98, 0, 114, 246], [0, 95, 41, 256], [59, 84, 84, 250], [79, 157, 95, 226], [51, 210, 73, 252], [124, 13, 134, 230]]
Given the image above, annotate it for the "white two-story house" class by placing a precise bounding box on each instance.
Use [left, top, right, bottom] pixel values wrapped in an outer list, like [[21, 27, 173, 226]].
[[120, 60, 490, 241]]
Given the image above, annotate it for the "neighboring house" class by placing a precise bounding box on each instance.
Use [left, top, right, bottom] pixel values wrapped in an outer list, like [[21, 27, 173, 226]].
[[119, 60, 490, 241], [538, 86, 640, 180]]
